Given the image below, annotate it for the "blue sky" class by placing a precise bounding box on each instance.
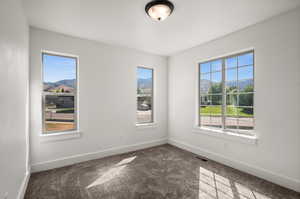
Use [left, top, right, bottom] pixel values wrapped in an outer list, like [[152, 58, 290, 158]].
[[43, 53, 250, 83], [200, 53, 253, 81], [137, 67, 152, 79], [43, 54, 76, 82], [44, 56, 152, 83]]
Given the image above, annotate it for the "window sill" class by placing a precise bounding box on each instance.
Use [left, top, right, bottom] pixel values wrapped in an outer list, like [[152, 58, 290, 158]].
[[192, 126, 258, 145], [136, 122, 158, 129], [39, 130, 81, 143]]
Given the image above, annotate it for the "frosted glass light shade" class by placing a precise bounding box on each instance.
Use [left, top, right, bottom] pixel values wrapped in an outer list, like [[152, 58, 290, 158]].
[[145, 1, 174, 21]]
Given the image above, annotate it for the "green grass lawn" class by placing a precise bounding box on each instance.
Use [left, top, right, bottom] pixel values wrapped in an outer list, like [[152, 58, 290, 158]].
[[200, 106, 253, 117]]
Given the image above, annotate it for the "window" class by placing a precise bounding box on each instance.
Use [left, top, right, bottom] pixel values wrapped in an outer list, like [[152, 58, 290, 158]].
[[137, 67, 154, 124], [199, 51, 254, 135], [42, 52, 78, 134]]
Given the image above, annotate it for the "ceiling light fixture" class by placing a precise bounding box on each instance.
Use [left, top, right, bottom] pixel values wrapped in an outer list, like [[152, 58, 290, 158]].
[[145, 0, 174, 21]]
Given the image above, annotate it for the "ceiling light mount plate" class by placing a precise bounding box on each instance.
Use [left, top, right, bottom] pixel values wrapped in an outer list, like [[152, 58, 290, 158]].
[[145, 0, 174, 21]]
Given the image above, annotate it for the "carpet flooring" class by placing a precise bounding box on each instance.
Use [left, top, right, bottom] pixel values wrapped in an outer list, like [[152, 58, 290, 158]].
[[25, 144, 300, 199]]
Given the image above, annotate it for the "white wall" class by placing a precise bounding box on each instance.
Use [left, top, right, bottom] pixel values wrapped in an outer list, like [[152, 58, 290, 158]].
[[30, 28, 168, 171], [0, 0, 29, 198], [168, 8, 300, 192]]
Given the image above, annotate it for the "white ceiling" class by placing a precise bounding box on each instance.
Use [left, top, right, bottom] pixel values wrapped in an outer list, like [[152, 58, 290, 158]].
[[23, 0, 300, 56]]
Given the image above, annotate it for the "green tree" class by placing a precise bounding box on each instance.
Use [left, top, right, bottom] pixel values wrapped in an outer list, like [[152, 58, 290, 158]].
[[243, 85, 254, 92], [208, 83, 222, 94], [240, 85, 254, 115]]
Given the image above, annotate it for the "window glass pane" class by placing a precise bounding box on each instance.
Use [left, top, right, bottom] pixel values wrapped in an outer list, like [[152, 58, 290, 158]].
[[200, 73, 210, 81], [238, 80, 254, 92], [200, 95, 211, 106], [238, 117, 254, 131], [45, 95, 75, 132], [200, 115, 221, 129], [200, 63, 210, 73], [211, 95, 222, 105], [200, 73, 211, 95], [43, 54, 77, 94], [200, 115, 210, 127], [238, 65, 253, 92], [238, 65, 253, 80], [211, 59, 222, 71], [43, 53, 77, 133], [238, 52, 253, 66], [226, 105, 239, 117], [210, 72, 222, 94], [200, 106, 209, 116], [225, 56, 237, 68], [211, 71, 222, 83], [210, 116, 222, 128], [225, 117, 238, 130], [137, 67, 153, 124], [226, 68, 237, 81], [137, 96, 153, 123], [238, 107, 253, 118], [226, 94, 238, 106], [238, 93, 253, 107], [226, 68, 237, 92], [226, 83, 237, 93], [200, 105, 221, 116]]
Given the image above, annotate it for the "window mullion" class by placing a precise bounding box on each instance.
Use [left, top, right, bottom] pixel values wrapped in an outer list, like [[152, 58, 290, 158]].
[[237, 58, 240, 132], [209, 64, 212, 126], [198, 65, 201, 126], [42, 93, 45, 133], [221, 58, 226, 130]]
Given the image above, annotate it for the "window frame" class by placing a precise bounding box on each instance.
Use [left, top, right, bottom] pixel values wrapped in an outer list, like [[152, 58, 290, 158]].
[[41, 51, 79, 134], [198, 50, 255, 136], [136, 66, 155, 125]]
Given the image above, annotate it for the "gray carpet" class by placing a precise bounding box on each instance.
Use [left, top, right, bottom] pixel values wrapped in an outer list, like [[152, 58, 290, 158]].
[[25, 144, 300, 199]]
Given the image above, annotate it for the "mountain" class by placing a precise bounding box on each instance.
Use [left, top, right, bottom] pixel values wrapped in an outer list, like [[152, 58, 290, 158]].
[[44, 78, 152, 92], [52, 85, 74, 93], [200, 79, 253, 93], [227, 79, 253, 90], [55, 79, 76, 88], [44, 79, 75, 88], [44, 79, 75, 92]]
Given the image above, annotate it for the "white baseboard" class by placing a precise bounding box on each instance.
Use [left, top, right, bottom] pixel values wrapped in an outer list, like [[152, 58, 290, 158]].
[[31, 138, 168, 173], [168, 138, 300, 192], [17, 169, 31, 199]]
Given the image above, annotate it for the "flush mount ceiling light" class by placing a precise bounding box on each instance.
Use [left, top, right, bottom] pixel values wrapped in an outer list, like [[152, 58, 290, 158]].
[[145, 0, 174, 21]]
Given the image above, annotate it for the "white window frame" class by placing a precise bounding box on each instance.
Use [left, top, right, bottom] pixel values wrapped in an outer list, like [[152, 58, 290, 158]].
[[136, 66, 156, 126], [197, 50, 255, 136], [41, 51, 79, 135]]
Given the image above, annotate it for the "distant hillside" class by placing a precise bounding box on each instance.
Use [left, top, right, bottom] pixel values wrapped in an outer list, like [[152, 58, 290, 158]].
[[200, 79, 253, 93], [227, 79, 253, 90], [45, 79, 75, 88], [44, 79, 75, 92]]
